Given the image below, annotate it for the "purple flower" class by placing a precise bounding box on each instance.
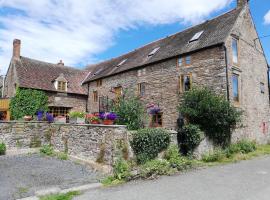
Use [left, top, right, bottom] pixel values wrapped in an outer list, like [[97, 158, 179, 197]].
[[107, 112, 117, 120], [149, 106, 161, 115], [37, 111, 44, 121], [46, 113, 54, 123], [99, 112, 106, 120]]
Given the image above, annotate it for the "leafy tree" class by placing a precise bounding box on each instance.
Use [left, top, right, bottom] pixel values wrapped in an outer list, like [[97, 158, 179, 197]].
[[179, 87, 242, 147], [10, 88, 48, 119]]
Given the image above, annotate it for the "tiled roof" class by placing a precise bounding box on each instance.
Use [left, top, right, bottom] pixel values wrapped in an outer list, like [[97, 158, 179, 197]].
[[83, 8, 242, 83], [15, 56, 88, 95]]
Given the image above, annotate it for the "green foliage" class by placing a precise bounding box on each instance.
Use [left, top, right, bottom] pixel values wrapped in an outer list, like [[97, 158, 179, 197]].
[[178, 124, 202, 155], [10, 88, 48, 120], [202, 148, 226, 162], [69, 111, 85, 118], [113, 158, 131, 180], [139, 159, 174, 178], [112, 93, 146, 130], [40, 191, 80, 200], [56, 152, 68, 160], [40, 145, 54, 156], [0, 142, 6, 155], [130, 128, 170, 164], [179, 87, 242, 147], [225, 140, 257, 158], [164, 145, 194, 170]]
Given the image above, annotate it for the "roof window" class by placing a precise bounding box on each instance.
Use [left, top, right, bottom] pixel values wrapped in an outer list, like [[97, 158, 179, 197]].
[[93, 68, 103, 76], [117, 59, 127, 67], [148, 47, 160, 57], [189, 31, 204, 43]]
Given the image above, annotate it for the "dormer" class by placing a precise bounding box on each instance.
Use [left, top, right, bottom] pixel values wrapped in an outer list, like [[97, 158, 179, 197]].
[[54, 73, 67, 92]]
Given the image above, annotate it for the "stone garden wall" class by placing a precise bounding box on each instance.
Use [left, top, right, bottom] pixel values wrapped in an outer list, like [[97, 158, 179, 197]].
[[0, 121, 129, 165]]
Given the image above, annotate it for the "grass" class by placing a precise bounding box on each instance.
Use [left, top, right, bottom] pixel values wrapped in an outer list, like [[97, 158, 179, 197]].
[[39, 191, 80, 200], [40, 145, 68, 160]]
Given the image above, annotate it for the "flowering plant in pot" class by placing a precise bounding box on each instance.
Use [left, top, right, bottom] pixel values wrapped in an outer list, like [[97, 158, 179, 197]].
[[148, 106, 161, 115], [37, 111, 44, 121], [23, 115, 32, 121], [46, 113, 54, 123], [100, 112, 117, 125], [69, 111, 85, 124], [86, 113, 100, 124]]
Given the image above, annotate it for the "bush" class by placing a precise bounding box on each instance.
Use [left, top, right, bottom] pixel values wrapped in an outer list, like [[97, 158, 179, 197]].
[[139, 159, 174, 178], [164, 145, 194, 170], [69, 111, 85, 118], [56, 152, 68, 160], [179, 87, 242, 147], [225, 140, 256, 157], [131, 128, 170, 164], [112, 93, 145, 130], [10, 88, 48, 120], [40, 145, 54, 156], [113, 158, 131, 180], [178, 124, 202, 155], [0, 142, 6, 155], [202, 148, 226, 162]]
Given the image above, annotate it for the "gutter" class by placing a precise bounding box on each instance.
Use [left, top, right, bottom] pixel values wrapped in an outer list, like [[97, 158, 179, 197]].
[[223, 44, 230, 101]]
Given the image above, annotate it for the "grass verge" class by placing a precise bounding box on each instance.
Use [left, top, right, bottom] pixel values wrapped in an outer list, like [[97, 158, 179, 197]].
[[39, 191, 80, 200]]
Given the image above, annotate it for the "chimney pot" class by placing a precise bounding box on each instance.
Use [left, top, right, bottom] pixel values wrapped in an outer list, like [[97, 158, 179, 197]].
[[13, 39, 21, 59], [237, 0, 249, 8], [57, 60, 64, 66]]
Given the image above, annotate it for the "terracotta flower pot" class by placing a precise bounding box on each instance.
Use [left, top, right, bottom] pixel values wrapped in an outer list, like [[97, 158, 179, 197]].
[[91, 120, 100, 124], [23, 116, 32, 121], [103, 119, 114, 125]]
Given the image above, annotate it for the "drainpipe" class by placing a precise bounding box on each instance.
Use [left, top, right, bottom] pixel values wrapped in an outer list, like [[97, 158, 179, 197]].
[[223, 44, 230, 101], [1, 75, 5, 98], [86, 83, 90, 112]]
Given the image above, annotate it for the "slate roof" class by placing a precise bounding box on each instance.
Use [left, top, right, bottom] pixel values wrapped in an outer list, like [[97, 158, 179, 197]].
[[83, 8, 242, 83], [15, 56, 88, 95]]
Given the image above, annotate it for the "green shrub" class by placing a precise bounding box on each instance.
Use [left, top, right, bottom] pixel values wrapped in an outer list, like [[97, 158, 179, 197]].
[[69, 111, 85, 118], [40, 191, 80, 200], [112, 92, 146, 130], [139, 159, 174, 178], [0, 142, 6, 155], [164, 145, 194, 170], [131, 128, 170, 164], [113, 158, 131, 180], [179, 87, 242, 147], [40, 145, 54, 156], [225, 140, 256, 157], [178, 124, 202, 155], [10, 88, 48, 120], [202, 148, 226, 162], [56, 152, 68, 160]]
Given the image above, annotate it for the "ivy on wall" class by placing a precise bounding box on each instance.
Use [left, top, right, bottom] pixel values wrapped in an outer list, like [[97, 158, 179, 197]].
[[10, 88, 48, 120]]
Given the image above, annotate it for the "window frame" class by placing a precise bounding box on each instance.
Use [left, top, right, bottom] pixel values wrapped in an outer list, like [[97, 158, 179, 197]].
[[232, 37, 239, 66], [57, 81, 67, 92], [49, 107, 70, 118], [179, 73, 192, 93], [93, 90, 98, 102], [96, 79, 102, 87], [150, 113, 163, 127], [260, 82, 265, 94], [232, 73, 240, 104], [177, 55, 191, 67], [138, 82, 146, 97]]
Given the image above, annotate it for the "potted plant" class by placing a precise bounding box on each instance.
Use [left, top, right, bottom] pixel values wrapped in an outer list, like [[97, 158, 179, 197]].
[[69, 111, 85, 124], [54, 115, 66, 123], [46, 113, 54, 123], [86, 113, 100, 124], [100, 112, 117, 125], [23, 115, 32, 121], [37, 111, 44, 121]]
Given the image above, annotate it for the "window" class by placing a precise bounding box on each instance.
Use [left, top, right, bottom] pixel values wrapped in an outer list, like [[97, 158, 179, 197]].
[[178, 57, 183, 66], [179, 74, 192, 93], [232, 74, 239, 103], [117, 59, 127, 67], [178, 56, 191, 67], [185, 56, 191, 65], [114, 86, 122, 99], [138, 68, 146, 76], [97, 79, 102, 87], [232, 38, 238, 65], [189, 31, 204, 42], [138, 83, 146, 97], [49, 107, 70, 118], [260, 82, 265, 94], [57, 81, 67, 91], [148, 47, 160, 57], [151, 113, 163, 127], [93, 91, 98, 102]]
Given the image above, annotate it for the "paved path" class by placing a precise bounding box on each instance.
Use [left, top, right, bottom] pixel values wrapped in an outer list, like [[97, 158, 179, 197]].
[[0, 154, 101, 200], [76, 156, 270, 200]]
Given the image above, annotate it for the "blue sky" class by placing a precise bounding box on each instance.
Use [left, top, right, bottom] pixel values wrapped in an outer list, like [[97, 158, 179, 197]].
[[0, 0, 269, 74]]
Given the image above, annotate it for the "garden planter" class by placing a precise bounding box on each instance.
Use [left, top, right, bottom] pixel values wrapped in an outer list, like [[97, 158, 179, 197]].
[[103, 119, 114, 125], [23, 116, 32, 121], [91, 120, 100, 124], [54, 117, 66, 123], [70, 117, 85, 124]]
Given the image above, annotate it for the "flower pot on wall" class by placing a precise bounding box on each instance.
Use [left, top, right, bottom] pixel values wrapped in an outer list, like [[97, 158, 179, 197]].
[[103, 119, 114, 125], [91, 120, 100, 124], [70, 117, 85, 124], [23, 116, 32, 121]]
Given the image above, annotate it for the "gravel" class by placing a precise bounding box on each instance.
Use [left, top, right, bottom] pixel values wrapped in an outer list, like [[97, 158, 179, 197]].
[[0, 154, 101, 200]]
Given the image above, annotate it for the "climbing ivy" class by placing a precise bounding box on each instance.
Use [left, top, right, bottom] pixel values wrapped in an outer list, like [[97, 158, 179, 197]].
[[10, 88, 48, 120]]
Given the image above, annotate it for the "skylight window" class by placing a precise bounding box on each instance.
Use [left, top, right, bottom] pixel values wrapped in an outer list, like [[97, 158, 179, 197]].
[[93, 68, 103, 76], [148, 47, 160, 57], [189, 31, 204, 43], [117, 59, 127, 67]]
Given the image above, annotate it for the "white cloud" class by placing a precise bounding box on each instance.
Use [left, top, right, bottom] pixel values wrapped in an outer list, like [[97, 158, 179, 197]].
[[0, 0, 232, 74], [264, 10, 270, 25]]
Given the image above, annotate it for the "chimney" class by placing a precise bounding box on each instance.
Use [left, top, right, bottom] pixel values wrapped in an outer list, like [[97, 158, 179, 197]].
[[237, 0, 249, 8], [57, 60, 64, 66], [13, 39, 21, 59]]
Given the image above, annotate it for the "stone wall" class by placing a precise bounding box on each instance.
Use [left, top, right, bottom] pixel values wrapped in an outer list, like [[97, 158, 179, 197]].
[[87, 46, 227, 130], [0, 121, 129, 165]]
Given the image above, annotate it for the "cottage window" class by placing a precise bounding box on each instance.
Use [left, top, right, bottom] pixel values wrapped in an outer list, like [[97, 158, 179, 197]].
[[151, 113, 163, 127], [49, 107, 69, 118], [138, 83, 146, 97], [57, 81, 67, 91], [232, 74, 239, 103], [97, 79, 102, 87], [260, 82, 265, 94], [93, 91, 98, 102], [114, 86, 122, 99], [232, 38, 238, 65], [185, 56, 191, 65], [178, 56, 191, 67], [179, 74, 192, 93], [178, 57, 183, 66]]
